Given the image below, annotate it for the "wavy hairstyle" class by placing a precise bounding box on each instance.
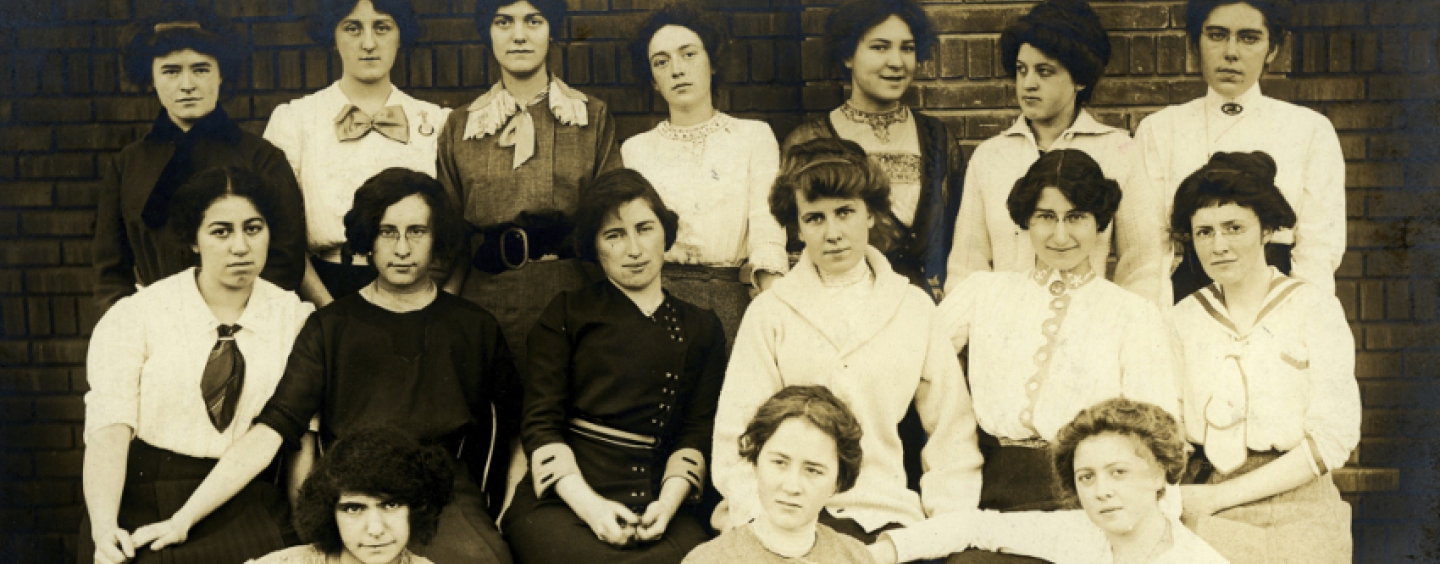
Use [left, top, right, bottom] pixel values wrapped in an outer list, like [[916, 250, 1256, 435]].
[[1006, 149, 1122, 231], [122, 3, 245, 88], [823, 0, 937, 78], [305, 0, 422, 50], [1050, 398, 1187, 501], [1000, 0, 1111, 106], [630, 1, 728, 93], [1169, 151, 1296, 245], [570, 168, 680, 263], [344, 168, 470, 259], [770, 137, 900, 251], [293, 426, 455, 552], [739, 386, 865, 493], [166, 166, 282, 248]]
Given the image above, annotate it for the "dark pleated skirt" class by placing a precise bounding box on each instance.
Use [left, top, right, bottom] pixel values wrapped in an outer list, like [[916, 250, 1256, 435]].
[[946, 436, 1070, 564], [410, 462, 514, 564], [501, 478, 709, 564], [77, 440, 296, 564]]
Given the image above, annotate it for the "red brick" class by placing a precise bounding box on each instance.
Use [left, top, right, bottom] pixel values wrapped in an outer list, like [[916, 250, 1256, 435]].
[[435, 45, 463, 88], [2, 297, 27, 337], [33, 340, 87, 365], [1356, 352, 1403, 379], [16, 26, 91, 50], [1156, 34, 1187, 76], [570, 13, 649, 40], [20, 211, 93, 236], [1379, 29, 1406, 73], [18, 155, 93, 180], [0, 398, 32, 422], [0, 454, 32, 479], [462, 45, 490, 88], [775, 41, 801, 84], [0, 242, 60, 267], [23, 268, 92, 294], [928, 5, 1029, 34], [1301, 30, 1327, 74], [277, 50, 304, 90], [55, 124, 142, 151], [0, 425, 72, 450], [925, 82, 1010, 110], [732, 12, 796, 37], [1292, 2, 1367, 27], [407, 47, 436, 88], [967, 38, 994, 80], [1129, 34, 1157, 75], [0, 368, 71, 394], [1359, 281, 1384, 321], [731, 85, 799, 112], [1387, 281, 1412, 320], [12, 100, 91, 124], [251, 21, 311, 46], [1407, 30, 1438, 73], [0, 343, 29, 365], [49, 296, 78, 334], [1349, 220, 1405, 248], [1414, 280, 1438, 322], [26, 297, 51, 336], [35, 505, 83, 532], [95, 97, 158, 123], [1354, 31, 1379, 74], [33, 397, 83, 422], [1092, 79, 1168, 106], [1370, 74, 1440, 101], [0, 183, 54, 208], [751, 40, 776, 83], [1350, 165, 1406, 191]]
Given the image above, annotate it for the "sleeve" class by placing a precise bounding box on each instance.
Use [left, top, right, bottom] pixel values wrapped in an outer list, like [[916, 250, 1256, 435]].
[[83, 297, 146, 442], [915, 302, 985, 516], [435, 110, 468, 212], [1300, 293, 1361, 474], [1288, 117, 1346, 296], [664, 311, 729, 498], [479, 315, 525, 472], [255, 145, 309, 292], [938, 125, 967, 295], [592, 102, 623, 174], [1112, 116, 1175, 310], [91, 153, 136, 312], [1119, 298, 1182, 422], [944, 150, 992, 296], [521, 294, 582, 497], [710, 297, 787, 528], [253, 314, 329, 447], [745, 124, 788, 276], [261, 103, 302, 180], [935, 273, 983, 353], [884, 510, 1086, 563]]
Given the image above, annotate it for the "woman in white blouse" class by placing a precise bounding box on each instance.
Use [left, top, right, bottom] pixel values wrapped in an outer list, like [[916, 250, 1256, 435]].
[[1169, 152, 1358, 564], [1119, 0, 1345, 305], [712, 138, 982, 546], [81, 167, 314, 564], [264, 0, 450, 306], [621, 1, 786, 342], [872, 399, 1228, 564], [937, 150, 1177, 562], [947, 0, 1148, 301]]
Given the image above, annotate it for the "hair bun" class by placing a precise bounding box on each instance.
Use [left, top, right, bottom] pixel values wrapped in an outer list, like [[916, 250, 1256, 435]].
[[1022, 0, 1111, 66], [1209, 151, 1278, 183]]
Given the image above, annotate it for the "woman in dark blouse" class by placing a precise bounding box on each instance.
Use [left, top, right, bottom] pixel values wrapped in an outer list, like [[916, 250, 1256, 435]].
[[252, 168, 521, 564], [93, 4, 306, 313], [501, 169, 726, 564]]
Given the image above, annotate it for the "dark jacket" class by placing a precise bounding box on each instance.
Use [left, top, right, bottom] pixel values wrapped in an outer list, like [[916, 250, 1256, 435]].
[[92, 108, 307, 312], [782, 110, 966, 301]]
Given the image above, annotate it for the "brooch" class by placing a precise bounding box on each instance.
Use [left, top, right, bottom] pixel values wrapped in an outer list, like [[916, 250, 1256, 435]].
[[1220, 102, 1243, 116], [418, 110, 435, 136]]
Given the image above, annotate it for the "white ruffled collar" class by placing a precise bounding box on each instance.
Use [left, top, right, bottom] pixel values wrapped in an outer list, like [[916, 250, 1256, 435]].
[[461, 76, 590, 168]]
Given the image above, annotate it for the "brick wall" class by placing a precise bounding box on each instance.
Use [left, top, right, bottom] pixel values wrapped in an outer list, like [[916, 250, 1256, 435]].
[[2, 0, 1436, 561]]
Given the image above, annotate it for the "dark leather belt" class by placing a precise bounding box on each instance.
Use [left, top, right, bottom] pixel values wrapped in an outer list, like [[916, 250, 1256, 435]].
[[471, 224, 575, 274]]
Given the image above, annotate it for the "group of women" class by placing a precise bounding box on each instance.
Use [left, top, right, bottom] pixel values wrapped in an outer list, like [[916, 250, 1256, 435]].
[[81, 0, 1359, 563]]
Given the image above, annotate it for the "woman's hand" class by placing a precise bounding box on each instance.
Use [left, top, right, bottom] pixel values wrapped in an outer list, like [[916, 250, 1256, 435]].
[[578, 497, 640, 547], [131, 512, 195, 552], [91, 523, 136, 564], [1179, 484, 1222, 528], [636, 499, 679, 542]]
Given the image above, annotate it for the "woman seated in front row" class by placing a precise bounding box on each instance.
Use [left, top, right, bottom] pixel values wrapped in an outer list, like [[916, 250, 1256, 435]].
[[872, 398, 1228, 564], [685, 386, 873, 563], [713, 137, 982, 545], [501, 168, 728, 564], [248, 426, 453, 564], [936, 149, 1177, 563]]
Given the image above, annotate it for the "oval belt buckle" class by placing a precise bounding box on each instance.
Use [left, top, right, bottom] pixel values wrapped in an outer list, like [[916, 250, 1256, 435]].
[[501, 226, 530, 270]]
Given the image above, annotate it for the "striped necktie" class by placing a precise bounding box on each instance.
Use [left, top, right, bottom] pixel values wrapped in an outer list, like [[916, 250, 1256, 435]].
[[200, 324, 246, 432]]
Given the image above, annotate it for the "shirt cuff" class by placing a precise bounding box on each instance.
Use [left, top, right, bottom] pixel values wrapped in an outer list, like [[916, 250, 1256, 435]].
[[663, 447, 706, 502], [530, 442, 581, 498], [882, 517, 966, 563], [1301, 434, 1329, 476]]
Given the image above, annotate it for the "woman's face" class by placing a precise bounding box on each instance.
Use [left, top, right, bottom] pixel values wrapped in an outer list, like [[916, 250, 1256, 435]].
[[152, 49, 222, 131], [648, 25, 713, 112], [335, 0, 400, 85], [1073, 432, 1166, 538], [845, 15, 916, 111], [1028, 187, 1098, 274], [1198, 2, 1278, 99], [490, 1, 551, 79], [372, 194, 434, 293], [755, 418, 841, 534], [335, 493, 410, 564], [1015, 44, 1081, 126], [1190, 202, 1272, 286], [797, 196, 873, 276], [595, 198, 666, 294], [192, 195, 269, 292]]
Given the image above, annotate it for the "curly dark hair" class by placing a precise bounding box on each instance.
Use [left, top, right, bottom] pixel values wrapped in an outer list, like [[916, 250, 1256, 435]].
[[1169, 151, 1296, 245], [294, 426, 455, 553], [570, 168, 680, 263], [1006, 149, 1122, 231], [824, 0, 937, 79], [344, 168, 470, 259], [166, 166, 282, 248], [1184, 0, 1291, 50], [1000, 0, 1111, 106], [306, 0, 422, 50], [473, 0, 568, 42], [122, 3, 245, 88], [739, 386, 865, 494], [630, 1, 728, 93], [770, 137, 900, 251], [1050, 398, 1186, 501]]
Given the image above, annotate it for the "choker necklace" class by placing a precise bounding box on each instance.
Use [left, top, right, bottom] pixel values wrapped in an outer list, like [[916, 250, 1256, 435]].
[[839, 102, 909, 144], [658, 112, 726, 159], [818, 258, 872, 288]]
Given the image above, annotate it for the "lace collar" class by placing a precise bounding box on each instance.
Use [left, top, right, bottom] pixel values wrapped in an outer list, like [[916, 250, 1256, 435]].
[[462, 76, 590, 168], [657, 111, 728, 143], [1030, 266, 1097, 296]]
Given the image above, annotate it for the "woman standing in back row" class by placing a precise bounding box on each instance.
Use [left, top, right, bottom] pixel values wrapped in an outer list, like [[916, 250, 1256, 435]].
[[264, 0, 451, 306]]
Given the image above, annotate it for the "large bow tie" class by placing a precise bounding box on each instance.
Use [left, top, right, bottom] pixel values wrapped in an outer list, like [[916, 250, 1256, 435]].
[[335, 104, 410, 143]]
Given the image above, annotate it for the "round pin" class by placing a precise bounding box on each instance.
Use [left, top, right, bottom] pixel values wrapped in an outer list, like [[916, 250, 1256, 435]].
[[1221, 102, 1243, 116]]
